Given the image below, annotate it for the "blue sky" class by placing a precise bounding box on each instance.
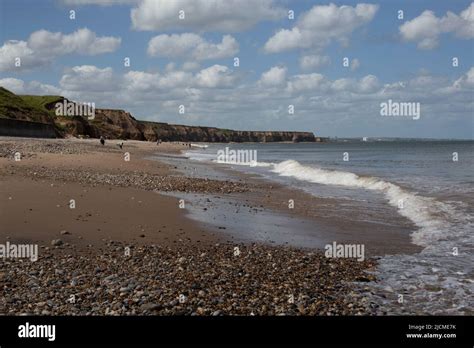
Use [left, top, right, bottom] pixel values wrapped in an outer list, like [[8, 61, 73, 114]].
[[0, 0, 473, 139]]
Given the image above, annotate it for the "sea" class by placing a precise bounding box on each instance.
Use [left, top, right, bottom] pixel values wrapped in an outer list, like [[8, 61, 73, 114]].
[[183, 139, 474, 315]]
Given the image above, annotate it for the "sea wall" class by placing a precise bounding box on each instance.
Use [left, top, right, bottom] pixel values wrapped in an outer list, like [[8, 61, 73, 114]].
[[0, 118, 56, 138]]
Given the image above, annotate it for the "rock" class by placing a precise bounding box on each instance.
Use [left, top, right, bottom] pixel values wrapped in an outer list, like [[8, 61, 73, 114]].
[[60, 230, 70, 235], [104, 274, 116, 282], [139, 303, 161, 312], [51, 239, 63, 246], [355, 276, 372, 282], [0, 226, 378, 316], [119, 286, 133, 293]]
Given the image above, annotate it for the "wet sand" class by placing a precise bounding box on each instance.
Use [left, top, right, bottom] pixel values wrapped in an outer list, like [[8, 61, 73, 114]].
[[153, 152, 421, 256], [0, 137, 420, 255], [0, 138, 240, 247], [0, 137, 418, 315]]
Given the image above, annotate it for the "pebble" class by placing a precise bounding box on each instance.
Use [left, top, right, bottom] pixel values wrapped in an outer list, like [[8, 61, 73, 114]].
[[51, 239, 63, 246], [0, 242, 377, 316]]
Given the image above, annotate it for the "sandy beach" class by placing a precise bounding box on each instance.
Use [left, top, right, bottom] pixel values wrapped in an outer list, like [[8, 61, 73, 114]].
[[0, 137, 418, 315], [1, 3, 472, 345], [0, 139, 243, 248]]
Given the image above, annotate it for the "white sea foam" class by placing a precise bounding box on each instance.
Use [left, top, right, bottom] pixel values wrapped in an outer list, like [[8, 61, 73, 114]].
[[184, 150, 473, 313], [190, 143, 209, 148], [270, 160, 473, 314], [222, 160, 273, 168], [185, 150, 273, 167], [185, 152, 458, 247], [183, 151, 215, 161], [271, 159, 453, 247]]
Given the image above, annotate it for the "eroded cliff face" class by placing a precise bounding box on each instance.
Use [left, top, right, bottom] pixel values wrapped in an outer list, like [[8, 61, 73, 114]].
[[0, 88, 317, 142], [93, 109, 145, 140], [139, 122, 315, 142], [55, 108, 144, 140], [56, 108, 316, 143]]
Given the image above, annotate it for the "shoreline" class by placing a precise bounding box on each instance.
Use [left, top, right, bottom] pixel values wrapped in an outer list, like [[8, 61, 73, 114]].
[[0, 136, 418, 315], [161, 149, 421, 256]]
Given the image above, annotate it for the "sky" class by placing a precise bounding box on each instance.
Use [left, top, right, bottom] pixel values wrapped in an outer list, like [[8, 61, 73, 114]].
[[0, 0, 473, 139]]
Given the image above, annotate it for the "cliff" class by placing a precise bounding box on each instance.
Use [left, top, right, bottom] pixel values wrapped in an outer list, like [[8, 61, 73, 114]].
[[0, 87, 317, 142], [58, 112, 315, 142], [139, 121, 315, 142], [0, 87, 60, 125]]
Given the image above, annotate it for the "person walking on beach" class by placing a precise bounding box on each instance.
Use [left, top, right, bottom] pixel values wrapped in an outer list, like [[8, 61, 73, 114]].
[[100, 136, 105, 146]]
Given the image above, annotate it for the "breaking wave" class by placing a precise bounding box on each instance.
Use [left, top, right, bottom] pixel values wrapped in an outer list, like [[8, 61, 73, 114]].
[[271, 159, 455, 247]]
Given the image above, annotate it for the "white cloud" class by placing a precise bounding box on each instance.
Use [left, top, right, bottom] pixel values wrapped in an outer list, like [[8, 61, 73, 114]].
[[286, 73, 328, 93], [331, 75, 378, 94], [259, 66, 287, 86], [3, 65, 472, 139], [264, 3, 378, 53], [182, 61, 201, 71], [147, 33, 201, 57], [0, 78, 25, 93], [300, 55, 331, 70], [452, 67, 474, 89], [400, 3, 474, 49], [165, 62, 176, 72], [0, 77, 60, 95], [358, 75, 379, 93], [27, 81, 63, 95], [158, 70, 194, 89], [147, 33, 238, 60], [0, 28, 121, 72], [350, 58, 360, 71], [60, 65, 119, 92], [0, 40, 43, 71], [131, 0, 285, 32], [123, 70, 160, 91], [55, 63, 238, 95], [192, 35, 239, 60], [195, 65, 236, 88], [29, 28, 121, 55]]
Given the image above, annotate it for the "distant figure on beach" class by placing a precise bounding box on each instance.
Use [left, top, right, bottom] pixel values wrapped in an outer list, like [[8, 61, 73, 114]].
[[118, 141, 123, 149], [157, 139, 162, 145], [100, 136, 105, 146]]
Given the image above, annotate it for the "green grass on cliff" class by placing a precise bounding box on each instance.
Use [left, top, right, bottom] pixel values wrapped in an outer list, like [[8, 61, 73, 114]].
[[0, 87, 30, 117], [20, 95, 63, 113], [0, 87, 61, 122]]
